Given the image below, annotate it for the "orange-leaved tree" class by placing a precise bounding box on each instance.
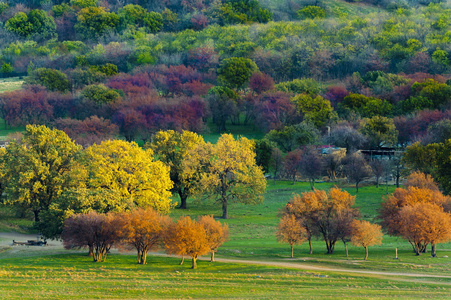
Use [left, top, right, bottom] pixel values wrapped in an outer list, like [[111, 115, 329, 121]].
[[284, 189, 324, 254], [398, 203, 451, 256], [198, 215, 229, 262], [276, 214, 307, 258], [379, 186, 451, 253], [284, 187, 359, 254], [118, 208, 170, 264], [350, 220, 383, 260], [164, 216, 210, 269], [404, 171, 439, 191]]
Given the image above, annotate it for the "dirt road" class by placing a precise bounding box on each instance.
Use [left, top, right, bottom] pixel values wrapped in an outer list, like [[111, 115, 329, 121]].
[[0, 232, 450, 284]]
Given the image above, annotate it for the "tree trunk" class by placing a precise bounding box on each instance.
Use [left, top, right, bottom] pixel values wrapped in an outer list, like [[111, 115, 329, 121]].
[[222, 197, 228, 219], [309, 239, 313, 255], [180, 255, 184, 265], [33, 210, 40, 222], [192, 257, 197, 269], [178, 190, 188, 209], [364, 246, 368, 260], [355, 182, 359, 193], [88, 245, 94, 257], [414, 244, 421, 256], [431, 243, 437, 258], [325, 239, 335, 254], [139, 251, 147, 264], [386, 178, 389, 194], [211, 251, 215, 262], [310, 179, 315, 191], [376, 177, 379, 188], [344, 242, 348, 258], [291, 244, 294, 258]]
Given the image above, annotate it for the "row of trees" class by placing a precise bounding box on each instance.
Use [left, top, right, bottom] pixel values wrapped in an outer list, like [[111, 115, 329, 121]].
[[277, 173, 451, 259], [62, 208, 228, 268], [0, 125, 265, 240]]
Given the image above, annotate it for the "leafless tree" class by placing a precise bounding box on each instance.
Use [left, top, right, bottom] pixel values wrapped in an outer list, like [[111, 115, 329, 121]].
[[343, 154, 372, 193]]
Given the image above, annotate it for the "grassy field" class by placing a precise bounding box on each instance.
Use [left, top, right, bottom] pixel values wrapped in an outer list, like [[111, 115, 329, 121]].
[[0, 77, 24, 93], [0, 254, 449, 299], [169, 181, 451, 276], [0, 121, 450, 298]]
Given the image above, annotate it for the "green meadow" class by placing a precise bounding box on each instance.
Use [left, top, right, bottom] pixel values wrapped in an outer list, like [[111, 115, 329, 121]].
[[1, 181, 450, 299], [0, 255, 449, 299]]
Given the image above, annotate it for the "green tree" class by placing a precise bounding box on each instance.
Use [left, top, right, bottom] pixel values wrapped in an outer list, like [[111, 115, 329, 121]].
[[118, 4, 148, 27], [211, 0, 272, 25], [254, 138, 275, 174], [1, 125, 84, 221], [402, 142, 439, 176], [275, 78, 321, 96], [360, 116, 398, 149], [410, 79, 451, 109], [26, 68, 70, 92], [118, 5, 163, 33], [265, 122, 320, 152], [0, 63, 14, 75], [297, 6, 326, 19], [291, 94, 334, 127], [147, 130, 205, 209], [5, 10, 56, 39], [83, 140, 173, 213], [434, 139, 451, 195], [81, 84, 121, 104], [218, 57, 258, 90], [75, 6, 120, 39], [143, 12, 163, 33], [339, 93, 392, 118], [183, 134, 266, 219], [70, 0, 98, 9]]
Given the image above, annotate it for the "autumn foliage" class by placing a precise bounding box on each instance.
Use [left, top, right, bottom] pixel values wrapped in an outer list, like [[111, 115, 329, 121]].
[[379, 183, 451, 256], [198, 215, 229, 262], [61, 211, 228, 268], [164, 216, 210, 269], [283, 187, 359, 255], [350, 220, 383, 260], [118, 208, 170, 264], [276, 214, 307, 258]]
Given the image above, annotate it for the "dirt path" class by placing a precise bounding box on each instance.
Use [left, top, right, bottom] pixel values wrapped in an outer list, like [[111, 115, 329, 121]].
[[1, 232, 450, 284], [207, 257, 451, 279]]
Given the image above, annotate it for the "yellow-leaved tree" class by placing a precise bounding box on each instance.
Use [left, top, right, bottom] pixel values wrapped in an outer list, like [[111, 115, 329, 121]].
[[83, 140, 173, 213], [147, 130, 205, 209], [1, 125, 85, 221], [183, 134, 266, 219]]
